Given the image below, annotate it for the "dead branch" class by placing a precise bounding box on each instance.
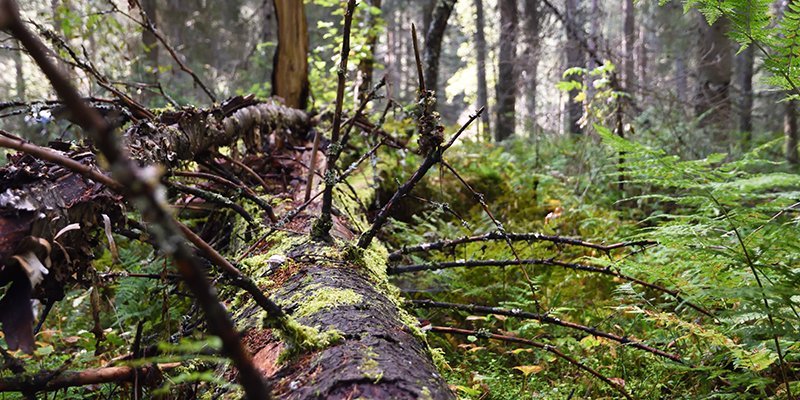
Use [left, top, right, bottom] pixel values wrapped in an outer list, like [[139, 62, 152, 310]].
[[357, 108, 483, 248], [429, 326, 633, 400], [0, 363, 180, 393], [391, 258, 714, 318], [411, 299, 684, 363], [316, 0, 358, 240], [389, 232, 657, 261], [1, 4, 269, 396]]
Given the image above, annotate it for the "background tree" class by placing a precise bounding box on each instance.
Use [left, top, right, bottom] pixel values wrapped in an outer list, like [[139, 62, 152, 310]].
[[272, 0, 309, 109], [495, 0, 517, 141]]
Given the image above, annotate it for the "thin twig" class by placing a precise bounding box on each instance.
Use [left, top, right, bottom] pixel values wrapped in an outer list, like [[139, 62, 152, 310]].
[[389, 232, 657, 260], [356, 108, 483, 248], [316, 0, 358, 239]]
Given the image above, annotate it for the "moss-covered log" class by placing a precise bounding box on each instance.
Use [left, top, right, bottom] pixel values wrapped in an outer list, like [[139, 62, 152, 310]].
[[0, 98, 455, 398]]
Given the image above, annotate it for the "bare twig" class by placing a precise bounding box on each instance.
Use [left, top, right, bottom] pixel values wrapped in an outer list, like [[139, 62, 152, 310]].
[[357, 108, 483, 248], [412, 299, 683, 363], [316, 0, 358, 240], [429, 326, 633, 400], [389, 231, 657, 260]]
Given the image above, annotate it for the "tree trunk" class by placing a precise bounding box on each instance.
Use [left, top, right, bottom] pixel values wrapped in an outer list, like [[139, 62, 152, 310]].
[[623, 0, 635, 96], [272, 0, 310, 109], [786, 99, 799, 165], [140, 0, 159, 104], [495, 0, 518, 141], [474, 0, 491, 140], [0, 99, 454, 399], [357, 0, 382, 101], [695, 13, 732, 135], [737, 45, 754, 138], [675, 52, 687, 104], [423, 0, 457, 103], [12, 39, 24, 100], [564, 0, 583, 135], [522, 0, 539, 128]]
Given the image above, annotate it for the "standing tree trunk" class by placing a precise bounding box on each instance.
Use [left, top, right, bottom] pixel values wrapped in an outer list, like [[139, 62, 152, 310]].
[[495, 0, 518, 141], [787, 100, 799, 165], [272, 0, 309, 109], [623, 0, 635, 97], [522, 0, 540, 127], [357, 0, 383, 101], [423, 0, 457, 103], [737, 45, 754, 138], [564, 0, 583, 135], [695, 13, 733, 134], [140, 0, 159, 104], [474, 0, 491, 140], [12, 39, 24, 100]]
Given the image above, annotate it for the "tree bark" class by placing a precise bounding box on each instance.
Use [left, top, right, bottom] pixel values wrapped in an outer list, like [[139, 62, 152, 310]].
[[140, 0, 159, 104], [522, 0, 539, 127], [623, 0, 635, 97], [0, 99, 453, 399], [495, 0, 518, 141], [423, 0, 457, 103], [357, 0, 383, 101], [737, 45, 754, 137], [12, 39, 24, 100], [474, 0, 491, 139], [786, 99, 799, 165], [695, 13, 733, 135], [564, 0, 583, 135], [272, 0, 310, 109]]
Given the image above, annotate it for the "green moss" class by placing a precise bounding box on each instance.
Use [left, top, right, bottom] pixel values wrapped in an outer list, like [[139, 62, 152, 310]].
[[276, 318, 343, 363], [359, 347, 383, 383], [420, 386, 432, 400], [285, 283, 363, 318]]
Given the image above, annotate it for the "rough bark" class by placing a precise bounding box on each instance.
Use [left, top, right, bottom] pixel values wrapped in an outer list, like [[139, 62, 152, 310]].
[[272, 0, 310, 109], [737, 45, 754, 137], [423, 0, 457, 103], [474, 0, 491, 139], [495, 0, 518, 141], [564, 0, 584, 135], [0, 98, 453, 398], [786, 99, 799, 165], [695, 14, 733, 134]]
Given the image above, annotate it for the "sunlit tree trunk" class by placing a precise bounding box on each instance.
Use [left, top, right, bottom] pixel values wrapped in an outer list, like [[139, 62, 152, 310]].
[[475, 0, 491, 140], [495, 0, 518, 141], [564, 0, 583, 135], [272, 0, 309, 109]]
